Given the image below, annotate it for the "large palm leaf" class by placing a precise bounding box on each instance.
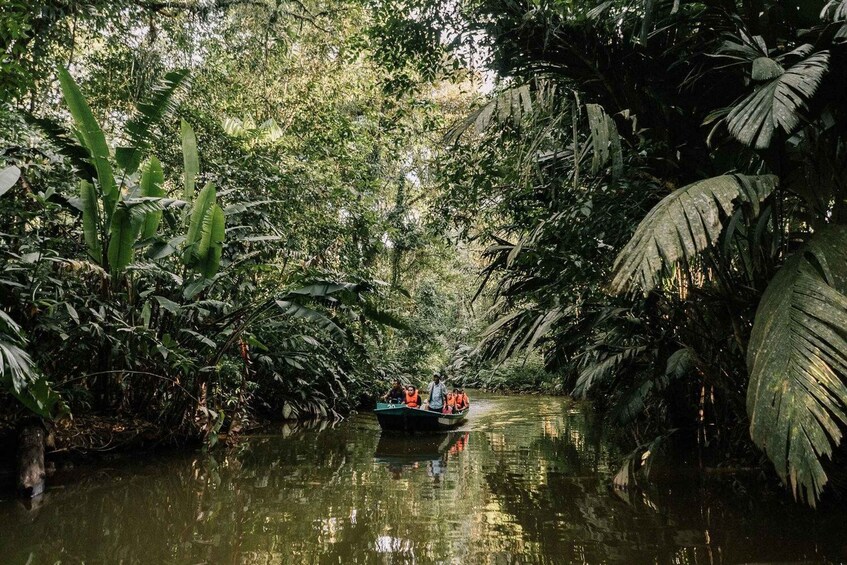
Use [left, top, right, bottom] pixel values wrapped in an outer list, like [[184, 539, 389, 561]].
[[747, 225, 847, 504], [726, 51, 830, 149], [115, 70, 189, 174], [611, 174, 778, 294]]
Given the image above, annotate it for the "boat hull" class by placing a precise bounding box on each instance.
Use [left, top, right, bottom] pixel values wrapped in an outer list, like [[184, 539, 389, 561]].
[[374, 403, 468, 432]]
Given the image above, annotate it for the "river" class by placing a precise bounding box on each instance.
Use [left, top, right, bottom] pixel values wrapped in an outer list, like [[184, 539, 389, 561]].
[[1, 393, 846, 563]]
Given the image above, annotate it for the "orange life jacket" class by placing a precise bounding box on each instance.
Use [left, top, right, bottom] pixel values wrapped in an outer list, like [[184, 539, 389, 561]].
[[447, 393, 455, 407], [405, 390, 420, 407], [457, 393, 468, 408]]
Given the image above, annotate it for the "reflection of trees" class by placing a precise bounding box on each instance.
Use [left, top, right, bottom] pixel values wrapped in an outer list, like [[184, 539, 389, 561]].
[[480, 401, 847, 564], [3, 399, 847, 563], [481, 406, 679, 563], [0, 422, 474, 563]]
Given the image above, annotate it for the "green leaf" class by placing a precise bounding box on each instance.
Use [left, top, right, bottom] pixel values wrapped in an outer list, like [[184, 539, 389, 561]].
[[140, 157, 165, 239], [181, 119, 199, 202], [116, 70, 189, 174], [275, 300, 346, 340], [445, 82, 543, 143], [751, 57, 784, 81], [0, 165, 21, 197], [154, 296, 181, 313], [57, 67, 118, 221], [611, 175, 778, 293], [108, 205, 141, 274], [361, 301, 409, 330], [586, 103, 622, 177], [747, 226, 847, 505], [79, 180, 102, 263], [196, 204, 225, 278], [184, 182, 216, 266], [146, 235, 186, 260], [727, 51, 829, 149]]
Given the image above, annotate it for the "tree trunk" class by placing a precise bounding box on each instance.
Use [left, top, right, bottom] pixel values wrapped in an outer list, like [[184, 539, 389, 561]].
[[17, 419, 45, 498]]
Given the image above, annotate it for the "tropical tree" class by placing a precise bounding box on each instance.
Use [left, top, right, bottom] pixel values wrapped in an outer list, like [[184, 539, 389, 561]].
[[383, 0, 847, 504]]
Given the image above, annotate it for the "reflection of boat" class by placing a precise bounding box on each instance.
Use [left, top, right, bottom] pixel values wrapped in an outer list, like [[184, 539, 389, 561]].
[[373, 432, 467, 466], [374, 402, 468, 432]]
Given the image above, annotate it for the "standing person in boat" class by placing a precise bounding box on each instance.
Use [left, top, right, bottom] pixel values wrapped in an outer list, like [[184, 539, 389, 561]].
[[382, 379, 405, 403], [425, 373, 448, 412]]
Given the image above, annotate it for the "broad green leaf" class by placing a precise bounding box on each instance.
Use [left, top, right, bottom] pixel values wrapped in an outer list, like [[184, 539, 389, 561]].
[[727, 51, 829, 149], [184, 182, 216, 265], [146, 235, 186, 260], [611, 174, 778, 293], [747, 226, 847, 505], [196, 204, 225, 278], [586, 103, 622, 177], [751, 57, 784, 81], [57, 68, 118, 221], [0, 165, 21, 197], [140, 157, 165, 239], [181, 119, 199, 202], [79, 180, 102, 263], [108, 205, 141, 274]]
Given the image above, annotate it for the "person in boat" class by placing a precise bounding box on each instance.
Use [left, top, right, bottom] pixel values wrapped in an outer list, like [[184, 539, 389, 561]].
[[443, 389, 456, 414], [405, 385, 421, 408], [425, 373, 447, 412], [455, 389, 469, 411], [383, 379, 405, 404]]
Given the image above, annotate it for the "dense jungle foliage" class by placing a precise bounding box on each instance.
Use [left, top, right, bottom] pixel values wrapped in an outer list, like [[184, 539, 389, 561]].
[[4, 0, 847, 507], [0, 0, 488, 446]]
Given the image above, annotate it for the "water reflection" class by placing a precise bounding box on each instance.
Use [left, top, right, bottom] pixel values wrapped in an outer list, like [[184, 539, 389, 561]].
[[374, 432, 468, 479], [0, 394, 846, 564]]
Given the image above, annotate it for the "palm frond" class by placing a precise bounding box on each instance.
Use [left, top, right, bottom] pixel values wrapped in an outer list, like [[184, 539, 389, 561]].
[[747, 225, 847, 505], [274, 300, 346, 341], [586, 103, 622, 177], [611, 174, 778, 294], [726, 51, 829, 149], [116, 70, 190, 174], [445, 80, 558, 144]]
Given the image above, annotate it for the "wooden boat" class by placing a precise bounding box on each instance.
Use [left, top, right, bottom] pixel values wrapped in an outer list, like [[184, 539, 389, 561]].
[[374, 402, 469, 432]]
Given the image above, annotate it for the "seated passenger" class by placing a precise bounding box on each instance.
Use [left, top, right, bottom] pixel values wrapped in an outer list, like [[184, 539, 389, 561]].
[[443, 390, 456, 414], [457, 389, 469, 410], [405, 386, 421, 408], [382, 379, 405, 403]]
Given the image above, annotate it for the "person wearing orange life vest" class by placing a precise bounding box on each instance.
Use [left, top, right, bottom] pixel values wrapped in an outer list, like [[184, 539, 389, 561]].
[[455, 389, 469, 410], [404, 385, 421, 408], [443, 390, 456, 414]]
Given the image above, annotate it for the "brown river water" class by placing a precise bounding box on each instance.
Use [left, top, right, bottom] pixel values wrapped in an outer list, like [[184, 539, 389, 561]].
[[1, 393, 847, 564]]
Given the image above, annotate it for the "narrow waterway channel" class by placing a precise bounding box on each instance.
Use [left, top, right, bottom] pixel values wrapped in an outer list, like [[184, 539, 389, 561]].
[[1, 393, 846, 563]]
